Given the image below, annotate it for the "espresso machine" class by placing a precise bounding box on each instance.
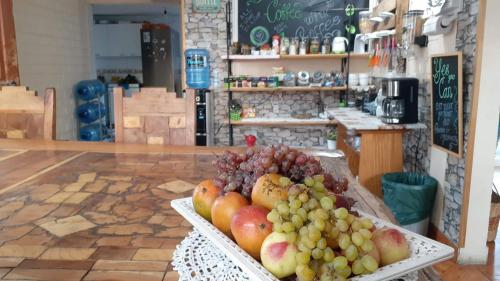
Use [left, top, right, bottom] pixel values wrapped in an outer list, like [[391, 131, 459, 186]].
[[381, 77, 419, 124]]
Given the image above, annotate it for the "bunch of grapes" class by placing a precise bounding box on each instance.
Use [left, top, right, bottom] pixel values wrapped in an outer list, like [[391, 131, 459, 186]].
[[267, 175, 379, 281], [212, 145, 348, 198]]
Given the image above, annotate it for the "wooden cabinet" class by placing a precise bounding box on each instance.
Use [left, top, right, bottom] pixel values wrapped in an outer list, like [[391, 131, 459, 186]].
[[94, 23, 142, 57]]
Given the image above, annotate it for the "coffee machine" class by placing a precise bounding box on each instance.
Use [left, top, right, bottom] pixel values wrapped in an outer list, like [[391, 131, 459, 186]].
[[381, 77, 419, 124]]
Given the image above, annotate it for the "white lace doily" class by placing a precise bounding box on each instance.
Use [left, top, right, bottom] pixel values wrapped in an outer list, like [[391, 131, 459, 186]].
[[172, 230, 419, 281]]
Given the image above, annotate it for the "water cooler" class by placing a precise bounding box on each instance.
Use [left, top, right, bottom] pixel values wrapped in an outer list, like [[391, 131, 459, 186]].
[[193, 89, 213, 146]]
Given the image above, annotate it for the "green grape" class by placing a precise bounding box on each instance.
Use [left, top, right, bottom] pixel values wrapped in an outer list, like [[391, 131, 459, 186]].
[[296, 264, 315, 281], [345, 244, 359, 262], [289, 207, 298, 216], [346, 214, 355, 225], [296, 252, 311, 264], [323, 247, 335, 262], [267, 209, 280, 223], [292, 214, 304, 228], [359, 228, 373, 240], [320, 272, 333, 281], [361, 218, 374, 229], [351, 220, 362, 232], [316, 208, 329, 220], [297, 208, 307, 220], [298, 192, 309, 203], [288, 195, 297, 203], [290, 198, 302, 209], [314, 219, 326, 231], [320, 197, 334, 210], [352, 232, 364, 247], [273, 222, 283, 233], [298, 242, 311, 254], [299, 226, 308, 237], [361, 255, 379, 273], [312, 248, 324, 260], [308, 228, 321, 242], [313, 181, 325, 191], [288, 185, 302, 196], [287, 232, 298, 243], [274, 200, 286, 209], [336, 219, 349, 232], [282, 222, 295, 233], [352, 259, 365, 275], [279, 176, 291, 187], [333, 256, 348, 271], [329, 226, 340, 239], [313, 174, 325, 183], [307, 198, 319, 209], [304, 237, 316, 249], [304, 177, 315, 187], [361, 240, 374, 253], [334, 208, 349, 220], [337, 265, 352, 278], [324, 221, 333, 233], [338, 233, 351, 250], [307, 210, 316, 221], [317, 237, 327, 249], [277, 203, 290, 216]]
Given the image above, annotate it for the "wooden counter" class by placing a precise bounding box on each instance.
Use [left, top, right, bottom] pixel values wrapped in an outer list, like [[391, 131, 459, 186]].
[[328, 108, 426, 197]]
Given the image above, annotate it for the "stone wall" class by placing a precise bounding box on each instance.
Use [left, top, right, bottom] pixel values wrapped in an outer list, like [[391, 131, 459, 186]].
[[183, 0, 338, 147], [403, 0, 479, 244]]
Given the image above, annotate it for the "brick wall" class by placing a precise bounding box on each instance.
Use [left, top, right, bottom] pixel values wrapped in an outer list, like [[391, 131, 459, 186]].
[[13, 0, 91, 140]]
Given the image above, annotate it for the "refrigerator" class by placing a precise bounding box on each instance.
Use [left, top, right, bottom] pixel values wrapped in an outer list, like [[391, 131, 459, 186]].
[[141, 26, 176, 92]]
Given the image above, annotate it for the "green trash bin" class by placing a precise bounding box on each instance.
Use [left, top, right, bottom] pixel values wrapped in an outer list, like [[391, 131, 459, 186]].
[[382, 172, 438, 235]]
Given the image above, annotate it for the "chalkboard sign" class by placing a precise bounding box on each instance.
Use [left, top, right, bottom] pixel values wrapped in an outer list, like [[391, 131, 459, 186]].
[[431, 52, 463, 157], [234, 0, 369, 46]]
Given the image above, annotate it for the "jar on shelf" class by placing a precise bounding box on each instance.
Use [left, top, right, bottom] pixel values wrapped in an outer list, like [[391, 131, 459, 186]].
[[299, 38, 308, 55], [280, 37, 290, 55], [289, 37, 299, 55], [321, 37, 331, 54], [272, 35, 280, 55], [359, 11, 372, 34], [310, 37, 320, 54]]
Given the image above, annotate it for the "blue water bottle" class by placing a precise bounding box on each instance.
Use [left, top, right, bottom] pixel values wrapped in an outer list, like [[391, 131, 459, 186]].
[[75, 80, 106, 101], [185, 49, 210, 89], [77, 102, 107, 124], [80, 124, 102, 141]]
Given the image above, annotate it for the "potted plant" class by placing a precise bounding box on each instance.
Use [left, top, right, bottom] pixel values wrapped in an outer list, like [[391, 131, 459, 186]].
[[327, 130, 337, 150]]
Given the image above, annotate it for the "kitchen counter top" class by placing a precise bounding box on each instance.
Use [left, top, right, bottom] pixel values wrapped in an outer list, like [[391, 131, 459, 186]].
[[327, 108, 426, 131]]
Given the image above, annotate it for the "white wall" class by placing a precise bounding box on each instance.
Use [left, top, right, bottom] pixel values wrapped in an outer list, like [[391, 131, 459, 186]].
[[13, 0, 92, 140]]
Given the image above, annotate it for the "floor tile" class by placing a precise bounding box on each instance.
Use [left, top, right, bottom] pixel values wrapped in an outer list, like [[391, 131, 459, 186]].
[[156, 180, 195, 194], [132, 249, 173, 261], [0, 226, 34, 243], [0, 201, 24, 220], [95, 236, 132, 247], [45, 192, 74, 204], [3, 205, 58, 226], [97, 224, 153, 235], [155, 227, 192, 238], [130, 236, 164, 248], [83, 180, 107, 193], [18, 259, 95, 270], [163, 271, 179, 281], [64, 182, 86, 192], [3, 268, 87, 281], [89, 247, 136, 260], [50, 205, 82, 218], [0, 245, 47, 258], [0, 268, 12, 278], [147, 215, 166, 225], [52, 234, 98, 248], [39, 215, 96, 237], [106, 182, 132, 194], [83, 270, 163, 281], [84, 212, 125, 225], [64, 192, 92, 204], [99, 175, 132, 182], [39, 248, 96, 260], [92, 260, 167, 272], [78, 173, 97, 183]]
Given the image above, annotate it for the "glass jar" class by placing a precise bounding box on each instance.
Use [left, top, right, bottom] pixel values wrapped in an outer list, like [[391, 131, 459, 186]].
[[310, 37, 320, 54], [321, 37, 331, 54], [289, 37, 299, 55], [402, 10, 424, 57], [299, 38, 308, 55], [359, 11, 372, 34]]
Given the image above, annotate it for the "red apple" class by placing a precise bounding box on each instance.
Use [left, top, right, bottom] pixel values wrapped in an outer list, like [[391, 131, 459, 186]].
[[231, 205, 272, 260], [260, 232, 298, 278], [372, 227, 410, 266], [211, 192, 249, 239]]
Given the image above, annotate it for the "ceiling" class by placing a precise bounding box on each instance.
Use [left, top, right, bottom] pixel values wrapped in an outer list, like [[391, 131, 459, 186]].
[[92, 2, 180, 16]]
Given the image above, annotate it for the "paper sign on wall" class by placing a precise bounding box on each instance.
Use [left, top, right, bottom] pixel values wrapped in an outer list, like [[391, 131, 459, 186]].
[[193, 0, 221, 13]]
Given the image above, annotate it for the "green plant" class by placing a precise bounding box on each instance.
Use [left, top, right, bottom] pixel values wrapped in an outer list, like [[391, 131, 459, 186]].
[[327, 131, 337, 141]]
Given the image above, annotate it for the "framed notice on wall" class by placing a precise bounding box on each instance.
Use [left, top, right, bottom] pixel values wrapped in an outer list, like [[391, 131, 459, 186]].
[[430, 52, 463, 157]]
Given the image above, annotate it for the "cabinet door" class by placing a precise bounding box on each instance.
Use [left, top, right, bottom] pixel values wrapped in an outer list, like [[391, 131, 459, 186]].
[[107, 24, 142, 57], [93, 24, 109, 57]]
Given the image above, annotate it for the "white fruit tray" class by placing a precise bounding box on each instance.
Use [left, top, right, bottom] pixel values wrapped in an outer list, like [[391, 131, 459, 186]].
[[171, 197, 454, 281]]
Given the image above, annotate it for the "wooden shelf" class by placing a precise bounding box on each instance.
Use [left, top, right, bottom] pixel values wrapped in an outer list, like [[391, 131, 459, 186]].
[[222, 53, 370, 61], [224, 86, 347, 93], [228, 119, 338, 127]]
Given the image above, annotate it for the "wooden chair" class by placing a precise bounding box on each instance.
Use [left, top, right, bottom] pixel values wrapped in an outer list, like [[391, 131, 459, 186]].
[[0, 86, 55, 140], [113, 87, 195, 145]]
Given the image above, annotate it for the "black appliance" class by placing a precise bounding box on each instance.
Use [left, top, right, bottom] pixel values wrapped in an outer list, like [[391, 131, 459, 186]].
[[141, 26, 175, 92], [195, 89, 213, 146], [381, 77, 419, 124]]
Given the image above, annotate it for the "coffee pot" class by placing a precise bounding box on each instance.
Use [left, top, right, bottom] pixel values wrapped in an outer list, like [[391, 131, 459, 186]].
[[332, 37, 349, 54]]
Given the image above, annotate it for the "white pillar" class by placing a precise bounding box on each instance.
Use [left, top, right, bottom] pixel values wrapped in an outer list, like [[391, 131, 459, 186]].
[[458, 0, 500, 264]]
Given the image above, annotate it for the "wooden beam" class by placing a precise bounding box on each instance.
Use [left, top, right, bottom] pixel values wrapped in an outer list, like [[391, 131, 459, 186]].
[[0, 0, 20, 85], [43, 88, 56, 140], [458, 0, 487, 248], [113, 87, 124, 143]]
